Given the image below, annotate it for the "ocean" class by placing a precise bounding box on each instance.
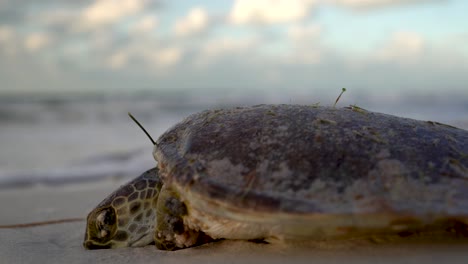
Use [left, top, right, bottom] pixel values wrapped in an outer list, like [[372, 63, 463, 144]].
[[1, 91, 467, 188]]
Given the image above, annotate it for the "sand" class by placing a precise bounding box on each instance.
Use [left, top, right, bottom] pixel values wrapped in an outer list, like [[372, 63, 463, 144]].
[[1, 180, 468, 264]]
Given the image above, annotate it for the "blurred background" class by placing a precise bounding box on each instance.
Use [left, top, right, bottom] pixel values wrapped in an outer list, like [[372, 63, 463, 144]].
[[0, 0, 467, 188]]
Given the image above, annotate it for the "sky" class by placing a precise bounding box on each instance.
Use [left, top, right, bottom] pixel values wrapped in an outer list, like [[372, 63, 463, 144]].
[[0, 0, 467, 99]]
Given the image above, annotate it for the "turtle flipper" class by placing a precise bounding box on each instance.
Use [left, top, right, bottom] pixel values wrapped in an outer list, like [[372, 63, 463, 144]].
[[154, 184, 212, 250]]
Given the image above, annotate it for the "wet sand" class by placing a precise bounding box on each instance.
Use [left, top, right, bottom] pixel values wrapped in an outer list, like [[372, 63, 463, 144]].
[[1, 180, 468, 264]]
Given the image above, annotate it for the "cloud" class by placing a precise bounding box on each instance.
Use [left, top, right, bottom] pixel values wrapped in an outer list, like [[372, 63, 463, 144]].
[[150, 47, 182, 66], [229, 0, 317, 25], [374, 31, 425, 62], [24, 32, 52, 52], [324, 0, 447, 10], [174, 7, 209, 36], [130, 15, 158, 34], [0, 25, 18, 55], [196, 35, 259, 66], [288, 23, 321, 42], [286, 23, 322, 63], [106, 41, 183, 71], [107, 50, 128, 69], [78, 0, 148, 30], [0, 26, 13, 41], [0, 0, 466, 99], [34, 8, 80, 33]]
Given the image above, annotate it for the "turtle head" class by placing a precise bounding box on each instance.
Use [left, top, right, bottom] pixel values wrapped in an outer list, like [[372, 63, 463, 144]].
[[84, 168, 163, 249]]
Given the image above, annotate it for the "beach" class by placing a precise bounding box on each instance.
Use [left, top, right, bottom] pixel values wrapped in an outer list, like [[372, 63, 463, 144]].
[[1, 94, 468, 263], [1, 179, 468, 264]]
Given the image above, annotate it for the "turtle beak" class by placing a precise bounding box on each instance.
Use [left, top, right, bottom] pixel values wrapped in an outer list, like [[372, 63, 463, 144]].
[[83, 240, 112, 250]]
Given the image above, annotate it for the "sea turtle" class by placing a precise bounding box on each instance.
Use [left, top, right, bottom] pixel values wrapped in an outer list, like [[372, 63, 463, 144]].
[[83, 104, 468, 250]]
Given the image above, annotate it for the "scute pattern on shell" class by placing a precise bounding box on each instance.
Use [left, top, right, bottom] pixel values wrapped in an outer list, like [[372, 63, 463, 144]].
[[154, 105, 468, 216]]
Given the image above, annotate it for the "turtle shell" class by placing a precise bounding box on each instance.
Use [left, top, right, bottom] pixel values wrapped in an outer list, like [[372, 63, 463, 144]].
[[154, 104, 468, 220]]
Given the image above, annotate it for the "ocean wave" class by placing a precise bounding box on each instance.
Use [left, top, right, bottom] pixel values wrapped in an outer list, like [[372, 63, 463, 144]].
[[0, 92, 466, 188], [0, 149, 155, 188]]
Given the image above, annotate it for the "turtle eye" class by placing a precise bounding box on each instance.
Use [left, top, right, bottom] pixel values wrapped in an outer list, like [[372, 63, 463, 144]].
[[100, 229, 109, 238], [95, 207, 116, 238]]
